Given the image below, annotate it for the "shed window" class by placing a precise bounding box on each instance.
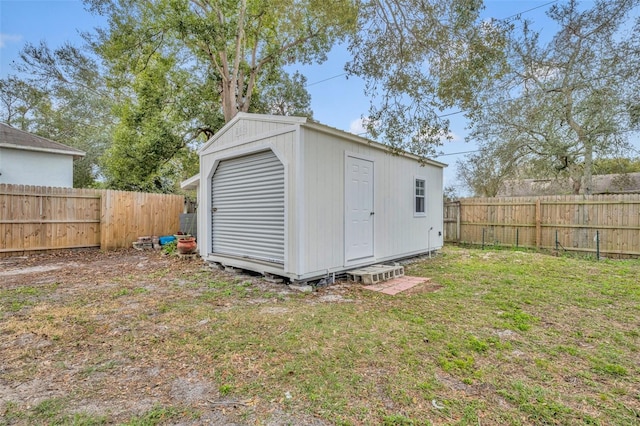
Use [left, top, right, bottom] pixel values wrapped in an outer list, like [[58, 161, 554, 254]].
[[415, 179, 425, 215]]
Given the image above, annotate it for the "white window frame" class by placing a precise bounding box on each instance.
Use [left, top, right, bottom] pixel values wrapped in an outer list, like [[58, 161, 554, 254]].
[[414, 177, 426, 217]]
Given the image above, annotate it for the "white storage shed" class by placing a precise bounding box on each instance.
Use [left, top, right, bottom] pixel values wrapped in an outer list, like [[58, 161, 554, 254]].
[[190, 113, 445, 282]]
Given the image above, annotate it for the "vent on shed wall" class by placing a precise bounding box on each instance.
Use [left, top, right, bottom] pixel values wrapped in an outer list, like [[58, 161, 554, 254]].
[[210, 150, 285, 265]]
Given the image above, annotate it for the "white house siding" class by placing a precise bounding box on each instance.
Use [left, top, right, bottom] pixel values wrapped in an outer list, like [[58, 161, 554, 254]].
[[0, 147, 74, 187], [299, 126, 443, 278]]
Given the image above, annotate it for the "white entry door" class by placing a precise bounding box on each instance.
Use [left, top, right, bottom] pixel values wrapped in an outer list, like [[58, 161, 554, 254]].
[[345, 155, 374, 262]]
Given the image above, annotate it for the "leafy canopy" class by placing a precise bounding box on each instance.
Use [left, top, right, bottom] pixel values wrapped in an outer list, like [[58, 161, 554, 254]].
[[347, 0, 510, 157], [86, 0, 357, 122], [463, 0, 640, 195]]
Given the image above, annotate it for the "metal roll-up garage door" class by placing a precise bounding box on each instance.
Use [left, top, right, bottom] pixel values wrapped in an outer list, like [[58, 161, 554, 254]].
[[211, 150, 285, 265]]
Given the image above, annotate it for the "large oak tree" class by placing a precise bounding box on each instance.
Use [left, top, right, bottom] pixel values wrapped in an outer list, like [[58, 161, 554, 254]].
[[464, 0, 640, 195], [86, 0, 357, 123]]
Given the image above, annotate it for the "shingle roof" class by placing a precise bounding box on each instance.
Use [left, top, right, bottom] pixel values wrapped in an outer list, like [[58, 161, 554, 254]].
[[498, 172, 640, 196], [0, 123, 85, 158]]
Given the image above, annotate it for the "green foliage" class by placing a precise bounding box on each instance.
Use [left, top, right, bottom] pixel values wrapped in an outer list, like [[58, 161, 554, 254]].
[[456, 150, 516, 197], [499, 308, 538, 331], [591, 360, 628, 377], [121, 405, 182, 426], [101, 54, 190, 192], [219, 384, 233, 396], [0, 284, 50, 313], [442, 185, 459, 201], [498, 381, 574, 423], [2, 397, 108, 425], [87, 0, 354, 122], [253, 70, 313, 118], [2, 0, 347, 192], [592, 157, 640, 175], [162, 240, 177, 255], [3, 247, 640, 424], [0, 75, 48, 130], [382, 414, 417, 425], [466, 335, 489, 353]]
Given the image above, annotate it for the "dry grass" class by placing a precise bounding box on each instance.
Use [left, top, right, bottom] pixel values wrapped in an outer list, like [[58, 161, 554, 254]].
[[1, 246, 639, 425]]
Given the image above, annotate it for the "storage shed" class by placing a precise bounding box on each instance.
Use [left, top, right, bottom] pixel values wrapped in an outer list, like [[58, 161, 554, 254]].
[[191, 113, 445, 282]]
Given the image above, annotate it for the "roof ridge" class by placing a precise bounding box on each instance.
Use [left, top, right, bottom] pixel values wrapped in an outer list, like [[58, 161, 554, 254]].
[[0, 122, 85, 156]]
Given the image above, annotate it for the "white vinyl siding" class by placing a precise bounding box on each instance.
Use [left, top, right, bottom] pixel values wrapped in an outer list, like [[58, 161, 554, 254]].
[[210, 150, 285, 265], [0, 147, 75, 187], [301, 127, 443, 276]]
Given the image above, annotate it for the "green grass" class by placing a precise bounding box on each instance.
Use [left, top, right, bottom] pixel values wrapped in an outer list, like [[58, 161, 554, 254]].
[[120, 405, 196, 426], [0, 283, 59, 314], [1, 246, 639, 424], [1, 398, 107, 426]]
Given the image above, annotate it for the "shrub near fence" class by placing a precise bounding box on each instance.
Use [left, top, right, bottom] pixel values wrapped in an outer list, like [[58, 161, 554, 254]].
[[444, 194, 640, 258], [0, 184, 184, 257]]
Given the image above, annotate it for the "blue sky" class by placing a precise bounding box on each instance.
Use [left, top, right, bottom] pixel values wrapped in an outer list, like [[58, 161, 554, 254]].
[[2, 0, 633, 194]]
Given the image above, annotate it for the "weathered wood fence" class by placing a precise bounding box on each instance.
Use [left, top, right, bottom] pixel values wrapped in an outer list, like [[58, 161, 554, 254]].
[[444, 194, 640, 257], [0, 184, 184, 257]]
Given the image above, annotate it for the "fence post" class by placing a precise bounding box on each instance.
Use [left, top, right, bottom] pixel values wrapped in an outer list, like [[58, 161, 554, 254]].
[[596, 230, 600, 261], [456, 201, 461, 242], [535, 198, 542, 249]]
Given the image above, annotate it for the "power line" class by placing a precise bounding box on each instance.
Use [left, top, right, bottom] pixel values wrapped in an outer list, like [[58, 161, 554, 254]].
[[434, 149, 481, 158], [302, 1, 561, 93], [433, 129, 640, 159], [305, 72, 347, 87], [501, 0, 561, 23], [305, 0, 625, 160]]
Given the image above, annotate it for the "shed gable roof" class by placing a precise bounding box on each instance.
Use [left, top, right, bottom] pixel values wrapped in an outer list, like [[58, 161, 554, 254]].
[[198, 113, 304, 154], [198, 113, 446, 168], [0, 123, 85, 158]]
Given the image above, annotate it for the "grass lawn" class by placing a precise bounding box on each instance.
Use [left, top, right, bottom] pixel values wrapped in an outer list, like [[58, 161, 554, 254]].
[[1, 246, 639, 425]]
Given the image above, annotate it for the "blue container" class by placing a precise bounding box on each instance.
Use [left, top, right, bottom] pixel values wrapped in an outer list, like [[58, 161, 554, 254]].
[[159, 235, 176, 246]]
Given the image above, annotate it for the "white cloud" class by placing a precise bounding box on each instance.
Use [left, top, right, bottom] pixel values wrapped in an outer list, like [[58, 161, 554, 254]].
[[0, 34, 22, 48], [349, 117, 381, 138], [444, 130, 461, 143], [348, 118, 367, 136]]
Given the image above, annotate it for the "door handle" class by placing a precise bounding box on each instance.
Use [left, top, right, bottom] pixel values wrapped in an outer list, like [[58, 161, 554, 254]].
[[370, 211, 375, 215]]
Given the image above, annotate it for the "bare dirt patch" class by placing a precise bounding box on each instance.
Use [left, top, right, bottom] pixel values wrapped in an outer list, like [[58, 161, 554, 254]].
[[0, 249, 333, 425]]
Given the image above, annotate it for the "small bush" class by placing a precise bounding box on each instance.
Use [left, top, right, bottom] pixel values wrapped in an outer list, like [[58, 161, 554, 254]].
[[162, 241, 177, 255]]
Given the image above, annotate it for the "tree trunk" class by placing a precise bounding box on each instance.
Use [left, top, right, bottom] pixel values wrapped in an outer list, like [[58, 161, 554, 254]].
[[221, 78, 236, 122], [582, 141, 593, 195]]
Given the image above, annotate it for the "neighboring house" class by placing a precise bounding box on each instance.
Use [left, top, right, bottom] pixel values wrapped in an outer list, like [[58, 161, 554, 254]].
[[498, 173, 640, 197], [0, 123, 85, 188], [182, 113, 446, 282]]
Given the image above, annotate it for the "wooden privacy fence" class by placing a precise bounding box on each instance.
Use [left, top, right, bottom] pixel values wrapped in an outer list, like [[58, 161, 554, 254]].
[[444, 194, 640, 257], [0, 184, 184, 256]]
